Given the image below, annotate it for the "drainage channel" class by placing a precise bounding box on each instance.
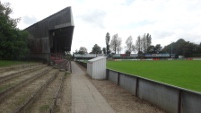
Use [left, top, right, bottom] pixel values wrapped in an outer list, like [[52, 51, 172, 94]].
[[0, 68, 59, 113], [24, 71, 65, 113]]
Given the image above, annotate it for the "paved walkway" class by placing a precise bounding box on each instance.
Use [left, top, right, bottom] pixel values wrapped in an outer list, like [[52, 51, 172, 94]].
[[71, 62, 115, 113]]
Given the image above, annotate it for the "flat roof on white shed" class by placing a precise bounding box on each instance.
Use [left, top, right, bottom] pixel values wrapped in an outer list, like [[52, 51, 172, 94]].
[[88, 56, 106, 62]]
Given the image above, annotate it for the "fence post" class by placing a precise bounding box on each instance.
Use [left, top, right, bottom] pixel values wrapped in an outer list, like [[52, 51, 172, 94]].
[[135, 77, 139, 97], [178, 90, 182, 113], [106, 69, 109, 80], [117, 72, 120, 86]]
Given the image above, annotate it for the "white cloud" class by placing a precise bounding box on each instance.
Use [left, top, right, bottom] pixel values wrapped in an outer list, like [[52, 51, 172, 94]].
[[2, 0, 201, 53]]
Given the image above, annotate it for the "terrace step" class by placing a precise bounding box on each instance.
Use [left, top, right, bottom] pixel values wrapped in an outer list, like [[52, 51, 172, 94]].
[[0, 64, 46, 83], [0, 63, 40, 73], [0, 67, 52, 103], [25, 71, 65, 113], [0, 68, 58, 113]]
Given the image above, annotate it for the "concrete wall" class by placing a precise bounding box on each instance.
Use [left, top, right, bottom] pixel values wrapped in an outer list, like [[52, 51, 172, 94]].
[[138, 79, 179, 113], [108, 70, 118, 84], [119, 74, 137, 95], [107, 69, 201, 113], [181, 91, 201, 113]]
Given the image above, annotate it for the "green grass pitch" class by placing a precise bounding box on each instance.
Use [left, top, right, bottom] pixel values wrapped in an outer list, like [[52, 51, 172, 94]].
[[107, 60, 201, 92]]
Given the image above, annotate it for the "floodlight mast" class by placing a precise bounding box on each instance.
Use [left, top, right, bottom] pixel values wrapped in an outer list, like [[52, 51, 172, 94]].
[[171, 42, 174, 58]]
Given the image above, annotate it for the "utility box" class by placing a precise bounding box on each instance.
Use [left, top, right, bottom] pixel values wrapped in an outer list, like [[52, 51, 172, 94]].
[[87, 56, 106, 79]]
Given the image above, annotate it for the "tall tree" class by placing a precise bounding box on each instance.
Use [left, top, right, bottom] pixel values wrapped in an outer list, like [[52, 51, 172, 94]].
[[141, 33, 152, 53], [162, 38, 201, 57], [135, 35, 142, 54], [155, 44, 162, 53], [110, 34, 122, 54], [0, 2, 29, 60], [147, 45, 155, 53], [125, 36, 135, 55], [105, 32, 110, 55], [116, 46, 122, 54], [78, 47, 87, 54], [91, 44, 102, 54], [102, 47, 106, 54]]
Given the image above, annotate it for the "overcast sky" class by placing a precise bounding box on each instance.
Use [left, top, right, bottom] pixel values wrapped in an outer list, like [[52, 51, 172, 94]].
[[2, 0, 201, 53]]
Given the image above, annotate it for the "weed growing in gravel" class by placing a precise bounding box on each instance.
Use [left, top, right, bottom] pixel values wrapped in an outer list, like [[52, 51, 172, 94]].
[[0, 84, 13, 92], [39, 105, 49, 113]]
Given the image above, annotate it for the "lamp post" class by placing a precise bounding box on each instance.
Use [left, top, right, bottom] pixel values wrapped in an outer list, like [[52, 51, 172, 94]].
[[171, 42, 174, 58]]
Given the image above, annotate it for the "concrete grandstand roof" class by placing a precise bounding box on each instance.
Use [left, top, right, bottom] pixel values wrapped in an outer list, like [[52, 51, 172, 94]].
[[25, 7, 74, 53]]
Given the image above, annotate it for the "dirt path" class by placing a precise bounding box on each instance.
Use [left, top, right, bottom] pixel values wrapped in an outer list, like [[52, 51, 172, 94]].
[[27, 71, 64, 113], [56, 72, 72, 113], [77, 63, 167, 113], [0, 68, 57, 113]]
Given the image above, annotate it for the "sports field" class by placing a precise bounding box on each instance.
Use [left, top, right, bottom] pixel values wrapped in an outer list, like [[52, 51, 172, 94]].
[[107, 60, 201, 92]]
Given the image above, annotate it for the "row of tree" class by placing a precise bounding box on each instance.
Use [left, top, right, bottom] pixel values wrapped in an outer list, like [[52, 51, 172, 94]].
[[74, 32, 201, 58], [106, 32, 153, 55], [162, 39, 201, 57], [74, 32, 153, 55], [0, 2, 29, 60]]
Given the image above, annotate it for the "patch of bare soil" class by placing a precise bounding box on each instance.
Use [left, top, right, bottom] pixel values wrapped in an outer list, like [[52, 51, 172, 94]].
[[56, 72, 72, 113], [91, 79, 167, 113], [0, 68, 57, 113]]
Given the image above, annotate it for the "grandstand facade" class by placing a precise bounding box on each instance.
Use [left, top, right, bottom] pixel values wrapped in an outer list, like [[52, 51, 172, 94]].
[[25, 7, 74, 61]]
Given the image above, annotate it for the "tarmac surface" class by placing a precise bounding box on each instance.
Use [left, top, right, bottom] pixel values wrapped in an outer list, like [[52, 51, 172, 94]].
[[71, 62, 116, 113]]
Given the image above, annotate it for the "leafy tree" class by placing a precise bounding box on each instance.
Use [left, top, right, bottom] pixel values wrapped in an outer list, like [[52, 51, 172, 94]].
[[147, 45, 155, 53], [135, 35, 143, 54], [91, 44, 102, 54], [141, 33, 152, 53], [125, 50, 131, 55], [116, 45, 122, 54], [102, 47, 106, 54], [162, 38, 201, 57], [105, 32, 110, 55], [73, 49, 78, 54], [78, 47, 87, 54], [0, 2, 29, 60], [110, 34, 122, 54], [155, 44, 162, 53], [125, 36, 135, 54], [147, 44, 162, 54]]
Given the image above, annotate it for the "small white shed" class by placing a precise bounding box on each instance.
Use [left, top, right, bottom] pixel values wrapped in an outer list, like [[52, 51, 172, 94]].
[[87, 56, 106, 79]]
